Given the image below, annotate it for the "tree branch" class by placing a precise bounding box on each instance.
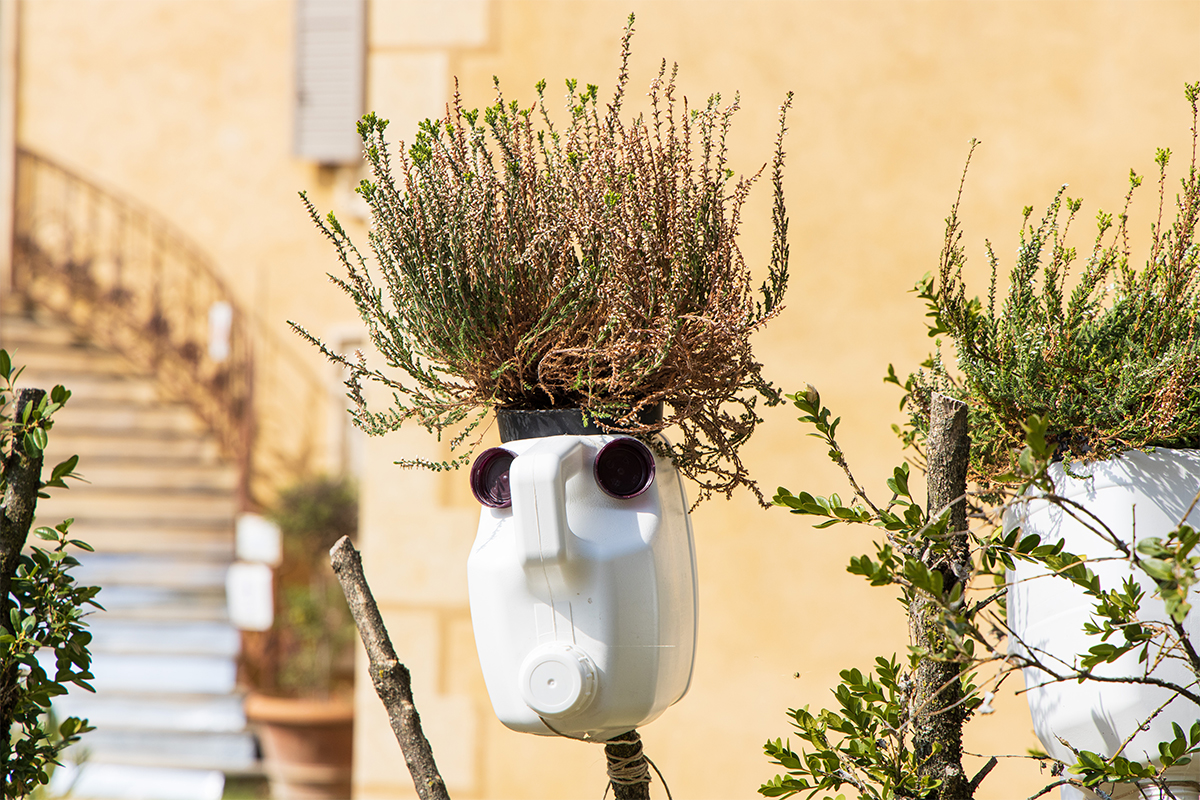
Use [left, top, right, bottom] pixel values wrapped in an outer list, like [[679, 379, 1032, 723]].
[[329, 535, 451, 800], [1, 388, 47, 775], [1, 388, 46, 628], [910, 392, 972, 799]]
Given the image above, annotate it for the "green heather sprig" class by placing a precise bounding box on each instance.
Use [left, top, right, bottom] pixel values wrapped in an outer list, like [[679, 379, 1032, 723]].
[[295, 15, 792, 504], [894, 82, 1200, 493]]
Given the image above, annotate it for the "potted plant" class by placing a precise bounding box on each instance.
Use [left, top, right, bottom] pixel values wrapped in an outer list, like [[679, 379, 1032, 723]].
[[293, 14, 793, 507], [896, 82, 1200, 799], [242, 475, 358, 800], [294, 16, 793, 796]]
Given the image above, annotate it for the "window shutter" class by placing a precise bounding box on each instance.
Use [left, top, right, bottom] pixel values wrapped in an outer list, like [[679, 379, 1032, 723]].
[[293, 0, 365, 164]]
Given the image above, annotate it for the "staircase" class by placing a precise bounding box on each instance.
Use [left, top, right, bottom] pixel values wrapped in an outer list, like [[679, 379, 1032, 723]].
[[1, 308, 256, 800]]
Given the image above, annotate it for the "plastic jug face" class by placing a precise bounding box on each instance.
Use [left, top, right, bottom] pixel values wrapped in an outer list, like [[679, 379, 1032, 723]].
[[465, 433, 698, 741]]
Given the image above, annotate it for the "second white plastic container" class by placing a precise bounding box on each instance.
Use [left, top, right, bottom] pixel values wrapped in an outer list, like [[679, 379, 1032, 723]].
[[1007, 448, 1200, 800]]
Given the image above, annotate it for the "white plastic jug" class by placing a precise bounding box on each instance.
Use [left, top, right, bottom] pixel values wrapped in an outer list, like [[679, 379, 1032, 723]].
[[466, 432, 698, 741], [1007, 449, 1200, 800]]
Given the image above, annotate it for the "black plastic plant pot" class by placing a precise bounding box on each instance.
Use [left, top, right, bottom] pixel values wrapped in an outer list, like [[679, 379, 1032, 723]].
[[470, 447, 516, 508], [495, 404, 663, 443]]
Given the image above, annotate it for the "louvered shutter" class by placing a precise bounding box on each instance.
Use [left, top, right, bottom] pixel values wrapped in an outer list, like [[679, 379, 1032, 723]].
[[293, 0, 365, 163]]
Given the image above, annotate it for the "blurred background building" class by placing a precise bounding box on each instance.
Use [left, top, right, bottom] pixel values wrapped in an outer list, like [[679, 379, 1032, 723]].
[[0, 1, 1197, 798]]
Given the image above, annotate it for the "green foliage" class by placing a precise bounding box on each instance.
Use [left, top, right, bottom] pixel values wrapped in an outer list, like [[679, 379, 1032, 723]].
[[897, 84, 1200, 494], [262, 475, 358, 699], [762, 657, 939, 800], [763, 389, 1199, 800], [295, 14, 793, 504], [3, 522, 99, 797], [761, 391, 983, 800], [1, 349, 97, 797], [1135, 525, 1200, 624], [269, 475, 358, 556], [1068, 722, 1200, 792]]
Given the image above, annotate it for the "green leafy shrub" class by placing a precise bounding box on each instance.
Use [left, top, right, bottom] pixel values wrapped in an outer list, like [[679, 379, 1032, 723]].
[[295, 15, 793, 504], [897, 83, 1200, 494], [257, 475, 357, 699], [764, 392, 1199, 800], [0, 350, 98, 796]]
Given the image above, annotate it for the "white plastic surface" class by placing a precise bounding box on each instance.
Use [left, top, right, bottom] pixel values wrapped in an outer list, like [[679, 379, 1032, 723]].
[[467, 434, 698, 741], [225, 560, 274, 631], [1007, 449, 1200, 797], [235, 512, 282, 565]]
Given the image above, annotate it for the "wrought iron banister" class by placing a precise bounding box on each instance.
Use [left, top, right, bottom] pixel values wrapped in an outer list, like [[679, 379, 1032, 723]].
[[11, 146, 324, 507]]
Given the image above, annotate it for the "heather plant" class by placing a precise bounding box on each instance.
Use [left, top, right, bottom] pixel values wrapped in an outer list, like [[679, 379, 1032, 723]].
[[295, 15, 793, 504], [895, 83, 1200, 495]]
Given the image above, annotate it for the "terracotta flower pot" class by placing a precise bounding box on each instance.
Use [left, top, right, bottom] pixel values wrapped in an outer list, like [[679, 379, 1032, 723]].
[[244, 693, 354, 800]]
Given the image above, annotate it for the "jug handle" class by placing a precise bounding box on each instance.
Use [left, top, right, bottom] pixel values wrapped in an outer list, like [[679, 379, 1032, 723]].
[[511, 438, 585, 573]]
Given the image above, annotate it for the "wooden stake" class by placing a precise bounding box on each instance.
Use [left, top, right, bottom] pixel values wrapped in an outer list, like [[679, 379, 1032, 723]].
[[910, 392, 971, 799], [605, 729, 652, 799], [330, 536, 451, 800]]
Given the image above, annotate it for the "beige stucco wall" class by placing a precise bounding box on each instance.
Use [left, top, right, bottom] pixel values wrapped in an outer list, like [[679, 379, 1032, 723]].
[[5, 1, 1199, 799]]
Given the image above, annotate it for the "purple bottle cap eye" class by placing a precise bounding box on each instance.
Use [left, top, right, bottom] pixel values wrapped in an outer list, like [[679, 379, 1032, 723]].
[[594, 438, 655, 499], [471, 447, 515, 508]]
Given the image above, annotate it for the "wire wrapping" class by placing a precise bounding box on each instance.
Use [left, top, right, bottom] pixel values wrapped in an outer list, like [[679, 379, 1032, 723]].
[[605, 736, 651, 786], [538, 717, 673, 799]]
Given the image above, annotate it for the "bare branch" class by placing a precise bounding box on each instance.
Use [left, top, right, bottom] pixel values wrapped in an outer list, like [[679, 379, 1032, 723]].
[[329, 536, 451, 800]]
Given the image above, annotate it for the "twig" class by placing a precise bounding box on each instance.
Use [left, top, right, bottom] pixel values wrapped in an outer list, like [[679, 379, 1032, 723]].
[[968, 757, 998, 794], [1026, 779, 1078, 800], [1171, 618, 1200, 674], [329, 536, 451, 800]]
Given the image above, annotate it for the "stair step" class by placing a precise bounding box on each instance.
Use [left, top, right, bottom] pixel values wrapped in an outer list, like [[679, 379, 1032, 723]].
[[38, 431, 223, 462], [67, 652, 238, 694], [47, 523, 235, 558], [53, 693, 247, 733], [6, 341, 140, 375], [47, 402, 205, 435], [0, 314, 89, 347], [73, 554, 231, 591], [4, 308, 254, 784], [48, 763, 226, 800], [13, 371, 160, 403], [37, 489, 237, 524], [89, 586, 230, 622], [87, 619, 240, 657], [59, 729, 257, 772], [56, 460, 238, 492]]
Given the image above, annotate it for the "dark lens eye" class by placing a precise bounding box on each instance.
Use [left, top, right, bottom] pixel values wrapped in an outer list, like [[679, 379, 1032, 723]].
[[471, 448, 515, 508], [594, 438, 655, 499]]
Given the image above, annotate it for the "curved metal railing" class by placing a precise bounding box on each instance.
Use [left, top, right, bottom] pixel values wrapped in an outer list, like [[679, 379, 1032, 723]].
[[11, 147, 324, 507]]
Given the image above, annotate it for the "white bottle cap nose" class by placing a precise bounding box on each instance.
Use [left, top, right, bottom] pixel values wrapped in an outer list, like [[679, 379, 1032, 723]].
[[518, 644, 597, 718]]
